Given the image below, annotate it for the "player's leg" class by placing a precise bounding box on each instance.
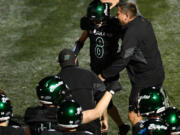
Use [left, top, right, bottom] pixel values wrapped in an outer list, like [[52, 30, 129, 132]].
[[105, 79, 130, 135], [108, 101, 124, 126], [108, 101, 130, 135], [128, 87, 143, 135]]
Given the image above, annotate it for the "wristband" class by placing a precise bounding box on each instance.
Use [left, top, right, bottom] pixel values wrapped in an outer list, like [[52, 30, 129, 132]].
[[109, 90, 115, 95]]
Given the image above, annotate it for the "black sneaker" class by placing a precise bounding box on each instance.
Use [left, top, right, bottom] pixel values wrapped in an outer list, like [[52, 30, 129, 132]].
[[118, 124, 130, 135]]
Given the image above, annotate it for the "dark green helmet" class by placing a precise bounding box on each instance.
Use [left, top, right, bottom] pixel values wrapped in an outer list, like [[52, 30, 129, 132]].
[[137, 87, 169, 116], [161, 107, 180, 134], [36, 75, 68, 105], [57, 99, 82, 128], [0, 94, 12, 121], [143, 118, 170, 135], [87, 0, 110, 22]]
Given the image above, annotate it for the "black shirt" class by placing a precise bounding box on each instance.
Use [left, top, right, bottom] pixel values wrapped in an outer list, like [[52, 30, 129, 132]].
[[80, 16, 123, 75], [24, 106, 58, 135], [102, 16, 165, 88], [8, 119, 22, 128], [41, 130, 94, 135], [57, 66, 106, 135], [0, 126, 25, 135]]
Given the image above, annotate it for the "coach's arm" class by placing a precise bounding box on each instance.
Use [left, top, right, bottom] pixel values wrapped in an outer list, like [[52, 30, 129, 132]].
[[82, 91, 112, 124]]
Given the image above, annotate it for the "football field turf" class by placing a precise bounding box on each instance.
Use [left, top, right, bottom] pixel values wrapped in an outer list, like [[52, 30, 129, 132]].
[[0, 0, 179, 134]]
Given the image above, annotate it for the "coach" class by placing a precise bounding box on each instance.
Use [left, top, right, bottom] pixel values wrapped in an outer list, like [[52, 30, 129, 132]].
[[98, 2, 165, 134], [57, 49, 107, 135]]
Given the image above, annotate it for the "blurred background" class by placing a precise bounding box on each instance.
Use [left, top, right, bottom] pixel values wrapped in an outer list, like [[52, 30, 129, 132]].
[[0, 0, 179, 134]]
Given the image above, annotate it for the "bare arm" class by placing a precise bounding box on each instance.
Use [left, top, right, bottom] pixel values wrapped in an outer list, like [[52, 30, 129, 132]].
[[79, 30, 88, 43], [82, 91, 112, 124], [98, 74, 105, 82], [101, 109, 108, 133], [25, 126, 31, 135], [100, 0, 119, 9]]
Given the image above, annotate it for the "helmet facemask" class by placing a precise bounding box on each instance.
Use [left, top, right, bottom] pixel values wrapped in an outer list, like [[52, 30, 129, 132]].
[[87, 0, 110, 27]]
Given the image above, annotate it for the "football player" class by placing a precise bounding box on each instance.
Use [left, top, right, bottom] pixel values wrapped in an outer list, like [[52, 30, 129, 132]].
[[137, 87, 180, 135], [24, 76, 68, 135], [136, 87, 170, 135], [73, 1, 129, 134], [0, 90, 25, 135], [41, 99, 92, 135], [41, 88, 118, 135]]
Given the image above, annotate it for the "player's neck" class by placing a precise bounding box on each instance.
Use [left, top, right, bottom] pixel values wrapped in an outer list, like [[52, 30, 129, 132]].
[[62, 127, 77, 132], [0, 121, 8, 127], [43, 104, 55, 108]]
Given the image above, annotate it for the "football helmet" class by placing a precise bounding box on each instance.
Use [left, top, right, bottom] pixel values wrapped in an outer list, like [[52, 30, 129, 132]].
[[0, 94, 12, 121], [87, 0, 110, 22], [137, 87, 169, 116], [139, 118, 170, 135], [36, 75, 68, 105], [161, 107, 180, 134], [57, 99, 82, 128]]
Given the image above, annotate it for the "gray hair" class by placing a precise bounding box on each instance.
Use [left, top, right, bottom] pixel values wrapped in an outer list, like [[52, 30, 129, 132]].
[[118, 2, 137, 18]]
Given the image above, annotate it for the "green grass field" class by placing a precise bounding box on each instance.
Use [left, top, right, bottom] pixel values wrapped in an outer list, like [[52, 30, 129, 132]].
[[0, 0, 179, 134]]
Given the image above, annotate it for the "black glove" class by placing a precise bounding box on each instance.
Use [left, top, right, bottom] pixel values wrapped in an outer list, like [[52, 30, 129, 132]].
[[105, 81, 122, 95], [72, 40, 84, 56]]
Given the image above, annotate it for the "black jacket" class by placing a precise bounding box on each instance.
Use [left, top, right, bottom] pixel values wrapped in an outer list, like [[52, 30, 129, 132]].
[[41, 130, 94, 135], [102, 16, 165, 88], [57, 66, 106, 135], [0, 126, 25, 135]]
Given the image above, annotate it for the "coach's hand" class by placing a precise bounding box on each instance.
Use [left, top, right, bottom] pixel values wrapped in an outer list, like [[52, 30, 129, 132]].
[[100, 0, 119, 9], [101, 119, 108, 134]]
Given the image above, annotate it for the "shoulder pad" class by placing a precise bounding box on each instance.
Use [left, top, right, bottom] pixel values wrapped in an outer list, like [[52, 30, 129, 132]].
[[80, 16, 93, 30], [24, 106, 57, 123], [8, 120, 22, 128], [108, 17, 120, 26]]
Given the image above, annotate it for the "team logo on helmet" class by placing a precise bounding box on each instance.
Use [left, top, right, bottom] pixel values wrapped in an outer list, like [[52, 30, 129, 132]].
[[144, 118, 170, 135], [137, 87, 169, 116], [36, 75, 68, 105]]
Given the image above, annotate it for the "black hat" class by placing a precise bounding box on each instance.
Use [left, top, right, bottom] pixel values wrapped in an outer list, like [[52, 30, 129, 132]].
[[58, 49, 76, 68]]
